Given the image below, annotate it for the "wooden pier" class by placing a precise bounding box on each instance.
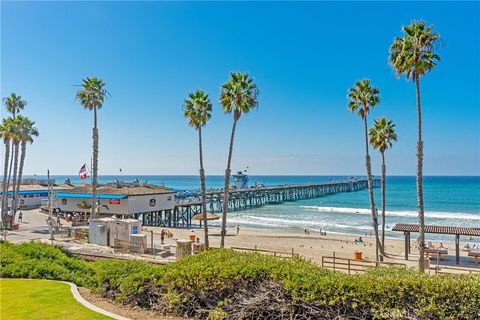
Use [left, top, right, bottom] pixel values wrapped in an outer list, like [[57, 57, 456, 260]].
[[137, 179, 379, 228]]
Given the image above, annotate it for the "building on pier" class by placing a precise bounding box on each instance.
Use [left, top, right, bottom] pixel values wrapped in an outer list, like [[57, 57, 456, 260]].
[[55, 184, 175, 218]]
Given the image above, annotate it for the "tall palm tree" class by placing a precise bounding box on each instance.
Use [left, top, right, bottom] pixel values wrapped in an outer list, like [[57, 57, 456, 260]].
[[2, 94, 26, 216], [0, 118, 15, 225], [390, 20, 441, 272], [183, 89, 212, 249], [219, 72, 259, 248], [369, 118, 397, 254], [13, 116, 39, 219], [75, 77, 108, 220], [347, 79, 382, 262], [9, 116, 22, 221]]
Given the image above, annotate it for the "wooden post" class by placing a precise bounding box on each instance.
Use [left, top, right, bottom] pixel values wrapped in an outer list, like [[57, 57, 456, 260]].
[[455, 234, 460, 265], [291, 248, 294, 258], [404, 232, 409, 260], [321, 256, 324, 268], [408, 232, 411, 254], [150, 230, 154, 256], [436, 252, 440, 274], [348, 259, 351, 274], [333, 252, 336, 271]]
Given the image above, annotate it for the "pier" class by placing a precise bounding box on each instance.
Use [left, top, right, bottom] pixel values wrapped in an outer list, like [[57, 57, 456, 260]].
[[136, 179, 380, 228]]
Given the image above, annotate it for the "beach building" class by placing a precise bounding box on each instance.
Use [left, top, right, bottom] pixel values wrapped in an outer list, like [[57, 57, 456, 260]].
[[55, 183, 175, 217], [0, 179, 77, 209]]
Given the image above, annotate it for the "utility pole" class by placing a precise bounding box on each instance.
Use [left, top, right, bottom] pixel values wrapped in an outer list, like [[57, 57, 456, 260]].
[[48, 169, 54, 240]]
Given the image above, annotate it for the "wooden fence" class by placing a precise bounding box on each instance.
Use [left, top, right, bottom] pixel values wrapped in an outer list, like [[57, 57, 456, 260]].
[[321, 255, 406, 274], [432, 265, 480, 275], [228, 245, 300, 259]]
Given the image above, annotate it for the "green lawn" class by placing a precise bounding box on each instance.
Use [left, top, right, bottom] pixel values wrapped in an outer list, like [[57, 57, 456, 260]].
[[0, 279, 113, 320]]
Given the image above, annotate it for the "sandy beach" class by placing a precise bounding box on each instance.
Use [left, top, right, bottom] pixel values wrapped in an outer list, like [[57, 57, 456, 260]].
[[147, 225, 464, 268]]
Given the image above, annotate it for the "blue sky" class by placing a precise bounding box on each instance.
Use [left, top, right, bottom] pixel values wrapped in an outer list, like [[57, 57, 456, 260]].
[[1, 1, 479, 176]]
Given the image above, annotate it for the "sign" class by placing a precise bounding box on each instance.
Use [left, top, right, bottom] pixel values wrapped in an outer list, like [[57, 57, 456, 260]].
[[132, 225, 138, 234], [109, 199, 121, 205], [149, 198, 156, 207]]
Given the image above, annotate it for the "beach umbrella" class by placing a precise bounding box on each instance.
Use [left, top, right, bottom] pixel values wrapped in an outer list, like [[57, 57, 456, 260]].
[[192, 213, 220, 221]]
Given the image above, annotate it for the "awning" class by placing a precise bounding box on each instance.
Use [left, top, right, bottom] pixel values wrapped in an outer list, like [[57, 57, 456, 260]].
[[392, 223, 480, 236]]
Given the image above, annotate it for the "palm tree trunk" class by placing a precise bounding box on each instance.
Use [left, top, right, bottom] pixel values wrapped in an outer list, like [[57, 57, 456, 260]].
[[415, 75, 426, 272], [11, 142, 19, 220], [1, 140, 10, 226], [92, 106, 99, 220], [220, 116, 238, 248], [6, 139, 14, 215], [15, 141, 27, 218], [381, 150, 386, 255], [364, 116, 380, 262], [6, 112, 16, 219], [198, 126, 209, 249]]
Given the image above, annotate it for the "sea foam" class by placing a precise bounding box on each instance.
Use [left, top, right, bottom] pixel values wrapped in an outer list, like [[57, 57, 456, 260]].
[[299, 206, 480, 221]]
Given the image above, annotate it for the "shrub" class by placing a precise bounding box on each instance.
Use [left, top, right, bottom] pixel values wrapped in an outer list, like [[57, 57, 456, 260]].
[[1, 242, 479, 319], [0, 241, 96, 287]]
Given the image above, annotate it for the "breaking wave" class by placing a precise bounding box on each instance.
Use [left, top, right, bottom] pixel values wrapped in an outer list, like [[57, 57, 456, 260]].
[[299, 206, 480, 221]]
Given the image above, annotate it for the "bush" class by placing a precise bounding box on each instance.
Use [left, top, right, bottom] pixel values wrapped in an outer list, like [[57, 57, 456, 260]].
[[0, 241, 96, 287], [1, 242, 479, 319]]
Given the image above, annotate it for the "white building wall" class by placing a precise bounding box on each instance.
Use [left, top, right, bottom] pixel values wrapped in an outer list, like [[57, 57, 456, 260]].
[[127, 193, 175, 214], [56, 193, 175, 215], [57, 197, 129, 215]]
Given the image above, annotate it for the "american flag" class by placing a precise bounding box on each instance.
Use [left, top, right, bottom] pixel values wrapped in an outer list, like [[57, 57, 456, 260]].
[[79, 164, 88, 179]]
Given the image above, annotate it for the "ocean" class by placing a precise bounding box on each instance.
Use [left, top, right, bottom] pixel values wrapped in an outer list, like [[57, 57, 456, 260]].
[[27, 175, 480, 241]]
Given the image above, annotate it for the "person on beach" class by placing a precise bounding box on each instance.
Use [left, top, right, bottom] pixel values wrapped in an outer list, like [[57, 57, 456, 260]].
[[18, 211, 23, 223], [161, 229, 165, 244], [236, 225, 240, 235]]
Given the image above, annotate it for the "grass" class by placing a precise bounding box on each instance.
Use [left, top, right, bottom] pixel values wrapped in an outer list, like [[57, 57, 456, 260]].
[[0, 279, 112, 320]]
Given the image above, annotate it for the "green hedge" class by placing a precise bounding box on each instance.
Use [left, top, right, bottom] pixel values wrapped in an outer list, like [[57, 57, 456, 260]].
[[1, 241, 479, 319], [0, 241, 96, 287]]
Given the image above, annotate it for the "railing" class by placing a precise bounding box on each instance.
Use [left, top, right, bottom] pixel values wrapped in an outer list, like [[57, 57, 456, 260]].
[[113, 239, 146, 254], [431, 265, 480, 275], [229, 245, 300, 259], [321, 255, 406, 274]]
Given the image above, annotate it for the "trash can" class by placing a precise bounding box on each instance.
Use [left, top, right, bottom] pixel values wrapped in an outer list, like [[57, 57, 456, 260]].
[[354, 251, 363, 260]]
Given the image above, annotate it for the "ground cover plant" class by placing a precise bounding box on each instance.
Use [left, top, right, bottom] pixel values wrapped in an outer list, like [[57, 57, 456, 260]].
[[1, 241, 479, 320]]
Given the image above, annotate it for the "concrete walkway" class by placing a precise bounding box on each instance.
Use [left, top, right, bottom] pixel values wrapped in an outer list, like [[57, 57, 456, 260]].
[[64, 281, 131, 320]]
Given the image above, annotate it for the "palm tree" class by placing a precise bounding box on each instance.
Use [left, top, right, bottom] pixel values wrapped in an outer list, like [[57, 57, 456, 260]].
[[13, 116, 39, 219], [219, 72, 259, 247], [183, 89, 212, 249], [9, 116, 22, 221], [390, 20, 441, 272], [347, 79, 382, 262], [369, 118, 397, 255], [75, 77, 108, 220], [2, 94, 26, 217], [0, 118, 15, 226]]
